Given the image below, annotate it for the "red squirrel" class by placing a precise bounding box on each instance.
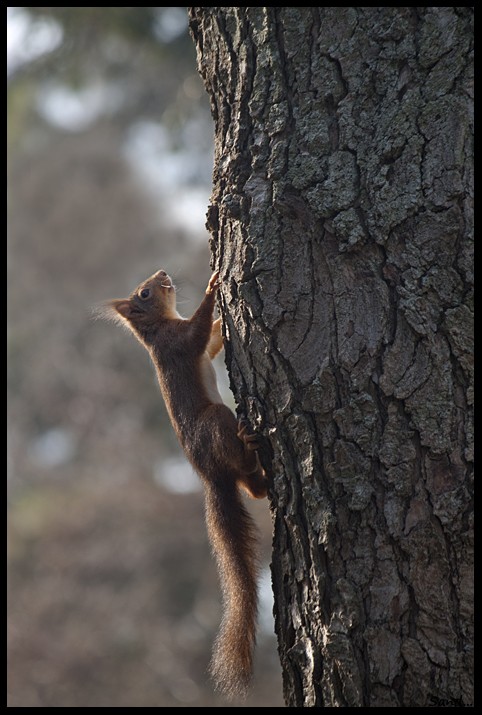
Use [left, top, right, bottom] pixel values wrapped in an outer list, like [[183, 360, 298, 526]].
[[103, 269, 268, 698]]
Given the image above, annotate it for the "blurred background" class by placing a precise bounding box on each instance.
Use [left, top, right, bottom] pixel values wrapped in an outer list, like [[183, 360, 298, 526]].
[[7, 7, 283, 707]]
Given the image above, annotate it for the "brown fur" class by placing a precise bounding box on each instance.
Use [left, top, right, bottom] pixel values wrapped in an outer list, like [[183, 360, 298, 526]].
[[103, 269, 268, 697]]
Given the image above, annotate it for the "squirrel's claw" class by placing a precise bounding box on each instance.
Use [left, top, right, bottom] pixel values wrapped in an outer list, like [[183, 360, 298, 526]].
[[207, 271, 221, 294], [237, 419, 261, 452]]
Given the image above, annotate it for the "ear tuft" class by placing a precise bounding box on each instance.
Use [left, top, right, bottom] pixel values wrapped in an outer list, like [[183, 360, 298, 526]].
[[92, 299, 132, 326]]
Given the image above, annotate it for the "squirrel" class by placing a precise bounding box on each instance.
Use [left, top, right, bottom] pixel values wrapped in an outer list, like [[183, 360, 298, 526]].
[[102, 268, 268, 698]]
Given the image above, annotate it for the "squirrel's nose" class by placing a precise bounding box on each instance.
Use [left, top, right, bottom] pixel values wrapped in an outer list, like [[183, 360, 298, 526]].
[[154, 270, 173, 289]]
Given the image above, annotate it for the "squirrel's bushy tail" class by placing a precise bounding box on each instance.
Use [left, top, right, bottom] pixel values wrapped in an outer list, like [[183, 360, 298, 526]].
[[203, 479, 259, 699]]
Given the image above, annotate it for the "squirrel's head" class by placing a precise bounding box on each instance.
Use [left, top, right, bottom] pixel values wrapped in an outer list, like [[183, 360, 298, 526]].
[[101, 269, 178, 343]]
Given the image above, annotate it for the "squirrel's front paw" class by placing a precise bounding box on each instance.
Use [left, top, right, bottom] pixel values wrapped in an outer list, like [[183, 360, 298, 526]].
[[206, 271, 221, 294]]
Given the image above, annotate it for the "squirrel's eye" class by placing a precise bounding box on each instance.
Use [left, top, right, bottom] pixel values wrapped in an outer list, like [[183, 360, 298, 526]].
[[139, 288, 150, 300]]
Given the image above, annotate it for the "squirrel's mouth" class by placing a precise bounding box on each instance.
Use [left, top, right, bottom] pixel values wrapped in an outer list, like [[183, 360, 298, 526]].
[[154, 270, 174, 290]]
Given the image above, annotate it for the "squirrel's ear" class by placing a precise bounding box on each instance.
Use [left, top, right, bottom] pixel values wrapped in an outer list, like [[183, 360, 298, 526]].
[[93, 299, 133, 325], [111, 299, 132, 320]]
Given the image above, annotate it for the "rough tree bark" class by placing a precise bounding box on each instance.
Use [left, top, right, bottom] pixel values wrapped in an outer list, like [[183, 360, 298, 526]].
[[189, 7, 473, 707]]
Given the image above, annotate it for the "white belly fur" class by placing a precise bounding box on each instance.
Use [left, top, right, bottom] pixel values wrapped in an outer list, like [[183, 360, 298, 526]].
[[199, 352, 224, 404]]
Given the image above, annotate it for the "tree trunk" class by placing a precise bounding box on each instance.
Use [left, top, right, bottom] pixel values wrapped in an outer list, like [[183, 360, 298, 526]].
[[189, 7, 473, 707]]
